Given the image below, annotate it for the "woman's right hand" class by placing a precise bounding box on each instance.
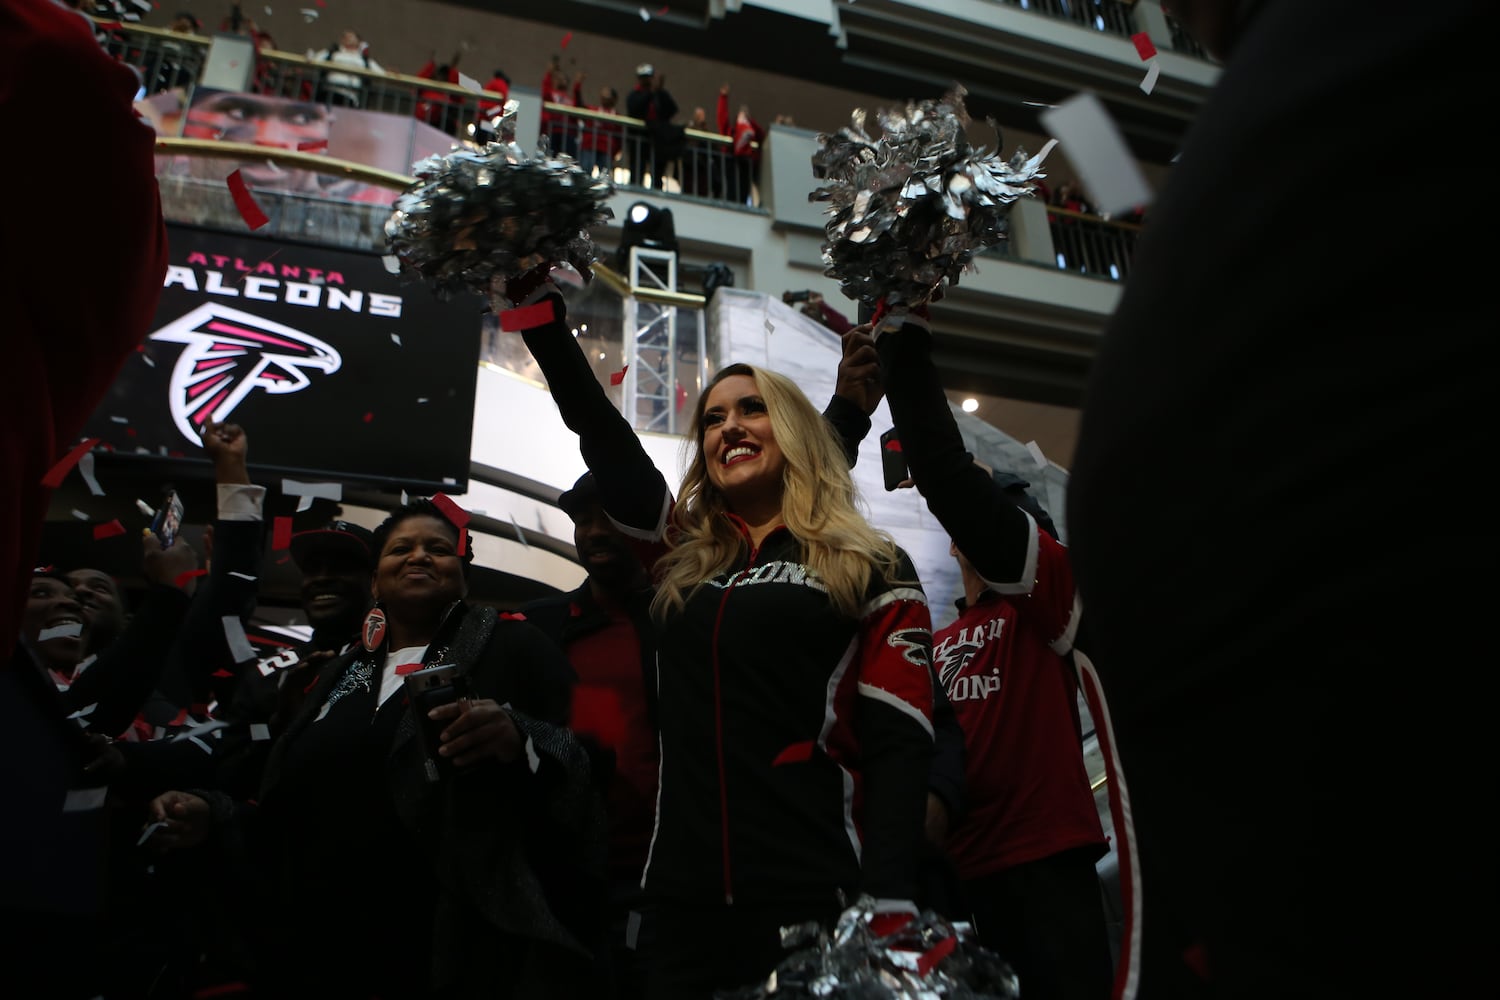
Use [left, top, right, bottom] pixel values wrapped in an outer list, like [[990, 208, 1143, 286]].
[[496, 265, 557, 309], [143, 791, 212, 852]]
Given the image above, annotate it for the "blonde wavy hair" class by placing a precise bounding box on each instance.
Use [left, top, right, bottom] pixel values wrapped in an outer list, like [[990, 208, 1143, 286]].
[[650, 363, 906, 622]]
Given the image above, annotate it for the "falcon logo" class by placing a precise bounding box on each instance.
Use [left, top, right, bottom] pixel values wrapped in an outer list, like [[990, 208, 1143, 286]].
[[150, 303, 342, 445], [886, 626, 933, 669], [933, 636, 983, 687]]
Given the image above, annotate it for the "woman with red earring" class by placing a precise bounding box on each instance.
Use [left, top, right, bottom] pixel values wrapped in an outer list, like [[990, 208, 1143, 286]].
[[143, 497, 608, 998]]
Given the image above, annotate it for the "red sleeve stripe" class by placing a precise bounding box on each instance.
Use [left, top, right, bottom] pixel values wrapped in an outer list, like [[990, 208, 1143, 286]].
[[979, 510, 1041, 595], [858, 681, 934, 739]]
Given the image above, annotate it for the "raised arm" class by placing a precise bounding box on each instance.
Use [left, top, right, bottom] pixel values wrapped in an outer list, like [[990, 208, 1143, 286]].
[[874, 310, 1037, 588], [823, 324, 882, 468], [504, 275, 674, 544]]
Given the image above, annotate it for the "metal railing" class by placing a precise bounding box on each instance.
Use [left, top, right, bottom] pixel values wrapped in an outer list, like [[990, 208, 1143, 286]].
[[1164, 12, 1212, 59], [994, 0, 1139, 38], [1046, 206, 1142, 281], [546, 103, 758, 210], [92, 19, 208, 94]]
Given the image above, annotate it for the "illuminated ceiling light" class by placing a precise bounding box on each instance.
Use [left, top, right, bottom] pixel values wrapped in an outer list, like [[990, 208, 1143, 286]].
[[961, 398, 979, 413]]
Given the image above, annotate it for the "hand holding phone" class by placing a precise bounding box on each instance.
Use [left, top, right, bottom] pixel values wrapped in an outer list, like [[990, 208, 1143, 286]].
[[404, 663, 469, 781], [151, 489, 184, 548], [880, 428, 910, 492]]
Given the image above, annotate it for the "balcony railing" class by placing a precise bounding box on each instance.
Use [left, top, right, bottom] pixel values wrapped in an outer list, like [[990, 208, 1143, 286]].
[[993, 0, 1139, 39], [1047, 206, 1142, 281], [93, 19, 207, 95]]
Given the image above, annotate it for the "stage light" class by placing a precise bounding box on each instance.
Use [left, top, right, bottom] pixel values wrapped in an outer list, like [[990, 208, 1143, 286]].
[[962, 398, 979, 413], [616, 201, 678, 271]]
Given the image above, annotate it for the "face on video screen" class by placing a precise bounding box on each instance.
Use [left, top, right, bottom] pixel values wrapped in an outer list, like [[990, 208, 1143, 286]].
[[184, 90, 333, 190]]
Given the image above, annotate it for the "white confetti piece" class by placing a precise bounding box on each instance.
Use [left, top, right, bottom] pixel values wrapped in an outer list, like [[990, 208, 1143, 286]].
[[1139, 60, 1161, 95], [66, 701, 98, 722], [1037, 92, 1152, 217], [137, 820, 168, 846], [457, 72, 482, 93], [250, 723, 272, 742], [77, 452, 105, 496], [390, 332, 402, 346], [71, 509, 89, 520], [296, 495, 314, 512], [416, 397, 429, 404], [142, 353, 156, 367], [110, 416, 129, 424], [39, 623, 84, 642], [510, 513, 530, 548], [442, 477, 457, 486], [74, 655, 98, 677], [63, 787, 108, 813], [1024, 440, 1049, 469], [764, 319, 775, 334], [221, 616, 257, 664], [136, 499, 156, 518], [169, 719, 230, 743], [282, 479, 343, 503], [229, 571, 258, 582], [639, 6, 650, 19], [382, 255, 401, 274]]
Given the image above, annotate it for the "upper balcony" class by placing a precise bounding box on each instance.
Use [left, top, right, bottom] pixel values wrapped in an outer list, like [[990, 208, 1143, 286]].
[[108, 14, 1147, 410]]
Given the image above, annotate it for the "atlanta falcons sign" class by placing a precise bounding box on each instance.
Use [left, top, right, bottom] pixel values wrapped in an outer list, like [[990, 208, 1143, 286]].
[[150, 303, 342, 445]]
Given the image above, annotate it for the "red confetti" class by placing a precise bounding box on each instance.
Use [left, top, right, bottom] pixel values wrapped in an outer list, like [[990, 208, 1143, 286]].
[[570, 686, 625, 749], [226, 169, 269, 230], [271, 516, 293, 551], [657, 4, 669, 13], [559, 30, 572, 49], [771, 740, 815, 765], [429, 492, 471, 528], [457, 526, 468, 557], [276, 555, 291, 565], [174, 568, 209, 588], [92, 519, 126, 540], [675, 382, 687, 411], [297, 139, 329, 151], [1131, 31, 1157, 61], [125, 426, 137, 437], [609, 365, 628, 386], [362, 411, 374, 423], [211, 668, 236, 679], [500, 611, 527, 621], [883, 437, 903, 452], [915, 934, 958, 976], [394, 661, 426, 676], [41, 437, 101, 488], [869, 911, 914, 937], [499, 299, 556, 331]]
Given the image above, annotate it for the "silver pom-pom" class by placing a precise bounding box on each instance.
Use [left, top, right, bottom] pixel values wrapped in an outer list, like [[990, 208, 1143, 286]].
[[811, 86, 1052, 307], [384, 101, 615, 299], [717, 898, 1020, 999]]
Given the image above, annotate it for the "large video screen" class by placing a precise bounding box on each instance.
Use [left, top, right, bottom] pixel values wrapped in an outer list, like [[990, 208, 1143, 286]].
[[83, 223, 483, 493]]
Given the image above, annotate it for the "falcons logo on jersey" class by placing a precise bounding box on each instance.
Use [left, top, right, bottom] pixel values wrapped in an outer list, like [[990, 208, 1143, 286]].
[[150, 303, 342, 445], [933, 635, 983, 687]]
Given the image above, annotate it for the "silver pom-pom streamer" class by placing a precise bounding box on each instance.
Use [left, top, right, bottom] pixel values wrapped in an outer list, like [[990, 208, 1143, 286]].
[[384, 101, 615, 299], [717, 898, 1020, 1000], [811, 86, 1053, 307]]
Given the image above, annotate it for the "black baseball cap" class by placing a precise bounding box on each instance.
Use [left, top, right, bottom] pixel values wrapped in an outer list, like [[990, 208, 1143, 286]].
[[992, 469, 1032, 492], [557, 472, 600, 521], [289, 519, 375, 570]]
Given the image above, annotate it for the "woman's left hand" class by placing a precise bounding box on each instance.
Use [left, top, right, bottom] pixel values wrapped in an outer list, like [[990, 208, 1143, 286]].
[[429, 698, 523, 766]]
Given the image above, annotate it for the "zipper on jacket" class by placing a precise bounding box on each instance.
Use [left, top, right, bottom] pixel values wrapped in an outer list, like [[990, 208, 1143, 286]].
[[709, 536, 768, 904]]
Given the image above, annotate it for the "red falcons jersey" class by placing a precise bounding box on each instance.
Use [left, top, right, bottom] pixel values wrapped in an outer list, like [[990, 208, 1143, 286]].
[[937, 528, 1107, 880]]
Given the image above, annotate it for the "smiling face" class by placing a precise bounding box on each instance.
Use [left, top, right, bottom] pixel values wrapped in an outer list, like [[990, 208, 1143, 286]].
[[372, 515, 466, 621], [701, 372, 786, 512], [571, 501, 643, 592], [299, 548, 371, 631], [23, 577, 88, 673], [65, 569, 123, 632]]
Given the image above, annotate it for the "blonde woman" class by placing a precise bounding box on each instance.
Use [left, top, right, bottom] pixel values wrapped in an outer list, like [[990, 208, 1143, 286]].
[[504, 274, 936, 999]]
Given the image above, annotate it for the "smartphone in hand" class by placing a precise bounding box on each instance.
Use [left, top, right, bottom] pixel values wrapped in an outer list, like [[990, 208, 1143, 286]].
[[151, 489, 184, 547], [404, 662, 469, 781], [880, 429, 909, 492]]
